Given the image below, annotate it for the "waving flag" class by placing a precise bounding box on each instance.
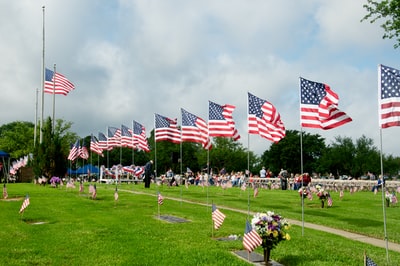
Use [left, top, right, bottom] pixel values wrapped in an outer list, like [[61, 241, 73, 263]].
[[79, 139, 89, 159], [90, 134, 103, 156], [98, 132, 111, 151], [44, 68, 75, 95], [212, 204, 225, 229], [208, 101, 240, 140], [158, 192, 164, 205], [181, 108, 212, 150], [19, 195, 30, 213], [300, 77, 352, 129], [121, 124, 134, 148], [379, 64, 400, 128], [155, 113, 181, 143], [243, 220, 262, 252], [248, 92, 285, 142], [67, 140, 80, 161], [107, 127, 121, 149], [132, 121, 150, 152]]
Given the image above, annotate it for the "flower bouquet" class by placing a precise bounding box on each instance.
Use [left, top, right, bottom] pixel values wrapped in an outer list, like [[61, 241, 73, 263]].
[[316, 185, 332, 208], [251, 211, 291, 264], [385, 191, 398, 207], [50, 176, 61, 188], [298, 187, 309, 198]]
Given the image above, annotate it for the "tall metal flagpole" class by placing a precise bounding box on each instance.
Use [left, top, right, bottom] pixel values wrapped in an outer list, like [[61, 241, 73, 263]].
[[377, 65, 390, 263], [40, 6, 45, 143], [299, 77, 305, 237], [34, 88, 38, 147], [246, 93, 251, 218], [52, 64, 56, 132]]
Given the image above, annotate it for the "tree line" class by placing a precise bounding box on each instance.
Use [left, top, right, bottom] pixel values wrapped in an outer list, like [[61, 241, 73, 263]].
[[0, 119, 399, 180]]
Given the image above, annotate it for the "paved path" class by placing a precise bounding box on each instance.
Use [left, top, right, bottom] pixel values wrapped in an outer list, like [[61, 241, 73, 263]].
[[123, 189, 400, 253]]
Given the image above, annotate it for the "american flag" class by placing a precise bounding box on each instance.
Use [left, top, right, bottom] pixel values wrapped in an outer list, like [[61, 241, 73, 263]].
[[90, 134, 104, 156], [107, 126, 121, 149], [19, 195, 30, 213], [3, 183, 8, 199], [79, 139, 89, 160], [134, 166, 144, 177], [208, 101, 240, 140], [248, 92, 286, 142], [340, 190, 344, 199], [158, 192, 164, 205], [92, 184, 97, 199], [300, 77, 352, 129], [379, 64, 400, 128], [327, 196, 333, 207], [212, 204, 226, 229], [364, 254, 378, 266], [132, 121, 150, 152], [79, 182, 84, 193], [253, 187, 259, 198], [121, 124, 134, 148], [181, 108, 212, 150], [241, 182, 247, 191], [98, 132, 111, 151], [114, 187, 119, 201], [243, 220, 262, 252], [154, 113, 181, 143], [67, 139, 80, 161], [44, 68, 75, 95]]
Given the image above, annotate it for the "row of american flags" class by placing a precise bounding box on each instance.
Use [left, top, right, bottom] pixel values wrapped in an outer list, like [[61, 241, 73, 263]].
[[50, 64, 400, 160]]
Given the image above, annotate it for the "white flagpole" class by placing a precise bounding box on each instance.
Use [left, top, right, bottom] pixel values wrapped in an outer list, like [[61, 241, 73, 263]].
[[40, 6, 45, 143], [299, 77, 305, 237], [34, 88, 38, 147], [52, 63, 56, 132], [378, 64, 389, 263]]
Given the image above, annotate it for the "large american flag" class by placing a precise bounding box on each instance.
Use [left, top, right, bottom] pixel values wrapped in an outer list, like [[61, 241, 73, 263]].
[[132, 121, 150, 152], [300, 77, 352, 129], [90, 134, 104, 156], [44, 68, 75, 95], [107, 126, 121, 149], [67, 139, 80, 161], [379, 64, 400, 128], [19, 195, 30, 213], [79, 139, 89, 160], [248, 92, 286, 142], [208, 101, 240, 140], [154, 113, 181, 143], [243, 220, 262, 252], [212, 204, 225, 229], [121, 124, 134, 148], [181, 108, 212, 150], [98, 132, 110, 151]]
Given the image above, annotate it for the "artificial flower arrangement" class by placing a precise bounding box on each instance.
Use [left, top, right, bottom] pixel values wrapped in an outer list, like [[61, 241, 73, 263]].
[[316, 185, 329, 199], [50, 176, 61, 187], [385, 191, 398, 206], [251, 211, 291, 250], [298, 187, 309, 198]]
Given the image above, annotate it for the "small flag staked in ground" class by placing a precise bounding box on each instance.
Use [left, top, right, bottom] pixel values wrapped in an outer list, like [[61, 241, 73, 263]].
[[243, 220, 262, 252], [92, 185, 97, 199], [114, 187, 119, 201], [19, 195, 30, 213], [212, 204, 226, 229], [253, 187, 259, 198], [158, 192, 164, 205], [327, 196, 333, 207], [3, 184, 8, 199], [79, 182, 84, 193]]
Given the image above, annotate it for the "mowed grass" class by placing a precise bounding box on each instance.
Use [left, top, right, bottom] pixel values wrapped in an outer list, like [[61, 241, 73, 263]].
[[1, 182, 399, 266]]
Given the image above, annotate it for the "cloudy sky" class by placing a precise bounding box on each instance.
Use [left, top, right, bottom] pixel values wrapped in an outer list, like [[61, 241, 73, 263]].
[[1, 0, 399, 156]]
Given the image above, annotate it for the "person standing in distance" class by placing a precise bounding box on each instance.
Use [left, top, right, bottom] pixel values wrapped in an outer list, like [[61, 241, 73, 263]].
[[144, 160, 154, 188]]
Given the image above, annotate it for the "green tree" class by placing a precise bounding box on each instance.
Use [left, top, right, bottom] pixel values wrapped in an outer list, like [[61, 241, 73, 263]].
[[261, 130, 326, 175], [362, 0, 400, 48], [0, 121, 34, 159], [33, 117, 78, 178]]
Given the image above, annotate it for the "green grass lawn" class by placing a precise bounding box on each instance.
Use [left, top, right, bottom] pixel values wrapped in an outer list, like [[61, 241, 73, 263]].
[[1, 182, 399, 266]]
